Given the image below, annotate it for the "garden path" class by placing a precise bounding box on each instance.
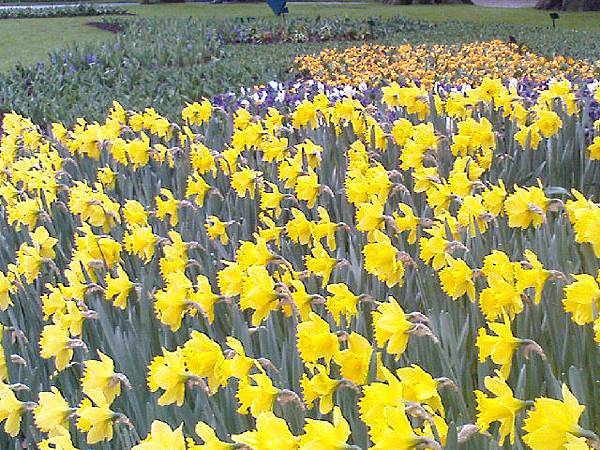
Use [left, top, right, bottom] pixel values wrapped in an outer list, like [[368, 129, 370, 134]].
[[472, 0, 537, 7]]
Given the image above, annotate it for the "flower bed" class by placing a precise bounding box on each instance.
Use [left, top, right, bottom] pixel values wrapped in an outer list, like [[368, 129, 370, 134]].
[[0, 4, 128, 19], [294, 41, 600, 87], [0, 78, 599, 448]]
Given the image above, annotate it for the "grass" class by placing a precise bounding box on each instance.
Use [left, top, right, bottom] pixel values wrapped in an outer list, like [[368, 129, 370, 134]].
[[0, 3, 599, 70], [0, 17, 115, 69]]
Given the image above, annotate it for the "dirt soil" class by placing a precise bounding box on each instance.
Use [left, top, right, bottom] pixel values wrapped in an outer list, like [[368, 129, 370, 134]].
[[86, 21, 125, 33]]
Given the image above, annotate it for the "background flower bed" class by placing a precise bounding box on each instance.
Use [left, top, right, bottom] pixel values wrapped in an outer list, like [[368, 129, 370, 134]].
[[294, 41, 600, 87], [207, 15, 433, 44], [1, 15, 600, 125], [0, 4, 128, 19]]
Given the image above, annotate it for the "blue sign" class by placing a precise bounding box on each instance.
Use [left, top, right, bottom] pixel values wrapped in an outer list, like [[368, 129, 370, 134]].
[[266, 0, 288, 15]]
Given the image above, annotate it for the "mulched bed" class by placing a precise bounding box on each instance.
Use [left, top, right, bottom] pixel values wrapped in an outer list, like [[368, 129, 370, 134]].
[[86, 21, 126, 33]]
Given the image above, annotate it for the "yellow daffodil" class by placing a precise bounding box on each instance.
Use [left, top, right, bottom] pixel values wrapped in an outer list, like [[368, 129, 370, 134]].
[[232, 412, 298, 450], [325, 283, 359, 325], [81, 351, 127, 404], [147, 348, 189, 406], [297, 312, 339, 367], [476, 313, 522, 378], [33, 387, 73, 435], [133, 420, 186, 450], [298, 406, 351, 450], [438, 256, 475, 301], [475, 370, 525, 445], [523, 384, 589, 450], [236, 372, 279, 417], [76, 390, 117, 444], [372, 296, 413, 358], [563, 273, 600, 325]]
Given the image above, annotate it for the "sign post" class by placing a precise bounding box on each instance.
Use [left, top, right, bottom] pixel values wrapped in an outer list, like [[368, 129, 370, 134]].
[[549, 12, 560, 29], [266, 0, 288, 16]]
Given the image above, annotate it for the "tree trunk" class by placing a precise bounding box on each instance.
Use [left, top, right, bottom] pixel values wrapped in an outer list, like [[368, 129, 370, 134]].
[[535, 0, 562, 7], [581, 0, 600, 10]]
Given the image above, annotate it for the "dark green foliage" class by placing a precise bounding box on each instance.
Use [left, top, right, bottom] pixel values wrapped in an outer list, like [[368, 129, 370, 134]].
[[536, 0, 600, 11], [0, 4, 128, 19], [207, 15, 434, 43]]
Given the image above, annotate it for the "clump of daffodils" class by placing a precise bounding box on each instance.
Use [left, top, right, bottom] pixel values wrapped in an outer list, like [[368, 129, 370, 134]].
[[0, 75, 598, 450]]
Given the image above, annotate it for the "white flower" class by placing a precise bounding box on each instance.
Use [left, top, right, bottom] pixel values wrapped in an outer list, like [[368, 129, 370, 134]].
[[445, 117, 454, 134]]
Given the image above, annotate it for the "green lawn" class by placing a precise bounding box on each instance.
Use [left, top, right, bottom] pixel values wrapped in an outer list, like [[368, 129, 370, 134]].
[[0, 16, 116, 69], [0, 2, 599, 70]]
